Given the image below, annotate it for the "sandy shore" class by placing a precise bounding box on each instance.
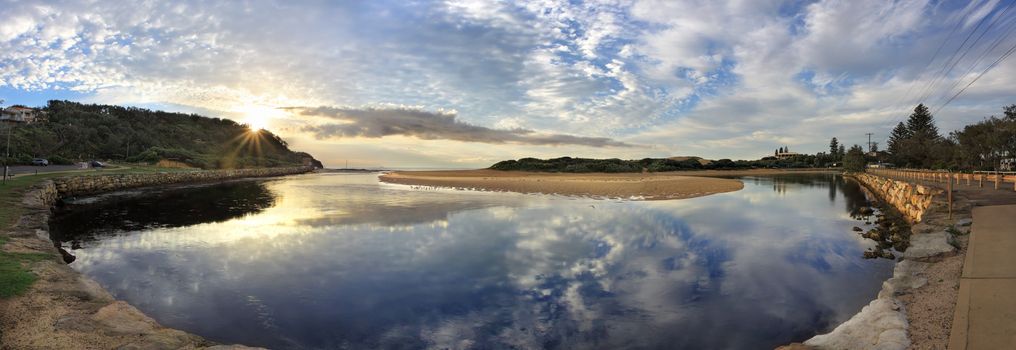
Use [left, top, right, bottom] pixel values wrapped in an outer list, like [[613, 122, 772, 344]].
[[378, 169, 835, 200]]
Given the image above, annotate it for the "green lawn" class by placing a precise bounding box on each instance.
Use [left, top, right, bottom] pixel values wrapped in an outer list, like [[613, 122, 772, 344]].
[[0, 164, 199, 298]]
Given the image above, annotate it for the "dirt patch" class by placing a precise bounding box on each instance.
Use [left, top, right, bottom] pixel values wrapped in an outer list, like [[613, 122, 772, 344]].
[[899, 191, 975, 349], [899, 239, 965, 350]]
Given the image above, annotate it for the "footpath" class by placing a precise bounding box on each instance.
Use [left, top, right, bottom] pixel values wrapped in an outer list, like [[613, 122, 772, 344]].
[[948, 204, 1016, 349], [875, 172, 1016, 349]]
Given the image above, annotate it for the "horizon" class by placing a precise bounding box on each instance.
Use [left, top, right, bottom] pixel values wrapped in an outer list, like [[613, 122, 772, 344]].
[[3, 1, 1015, 167]]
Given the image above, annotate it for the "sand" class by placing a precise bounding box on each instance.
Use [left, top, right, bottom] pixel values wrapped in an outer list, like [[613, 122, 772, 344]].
[[374, 169, 830, 200]]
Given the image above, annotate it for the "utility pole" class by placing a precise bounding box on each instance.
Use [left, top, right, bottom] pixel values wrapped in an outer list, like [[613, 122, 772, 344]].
[[2, 98, 7, 184], [865, 133, 873, 152]]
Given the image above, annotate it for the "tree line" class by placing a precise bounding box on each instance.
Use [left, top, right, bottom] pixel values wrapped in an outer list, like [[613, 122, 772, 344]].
[[883, 103, 1015, 171], [1, 100, 320, 169]]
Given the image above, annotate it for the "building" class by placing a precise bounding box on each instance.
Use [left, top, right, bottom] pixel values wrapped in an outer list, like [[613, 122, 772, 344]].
[[776, 151, 800, 160], [0, 106, 41, 123]]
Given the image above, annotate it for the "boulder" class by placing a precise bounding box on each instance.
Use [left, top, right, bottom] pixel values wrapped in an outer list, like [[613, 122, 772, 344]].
[[956, 218, 973, 227], [902, 232, 956, 262], [878, 260, 930, 299], [92, 301, 158, 335], [804, 298, 909, 350]]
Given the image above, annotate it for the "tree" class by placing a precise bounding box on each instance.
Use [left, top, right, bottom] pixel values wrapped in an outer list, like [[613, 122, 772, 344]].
[[901, 104, 943, 168], [887, 122, 909, 162], [829, 137, 839, 159], [870, 141, 879, 153], [838, 145, 845, 160], [843, 144, 866, 172], [952, 104, 1016, 170]]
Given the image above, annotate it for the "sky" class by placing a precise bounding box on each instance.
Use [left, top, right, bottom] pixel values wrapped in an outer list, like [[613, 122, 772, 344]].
[[2, 0, 1015, 168]]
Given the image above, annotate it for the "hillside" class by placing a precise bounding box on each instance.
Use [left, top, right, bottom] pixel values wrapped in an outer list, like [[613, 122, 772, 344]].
[[1, 100, 322, 169]]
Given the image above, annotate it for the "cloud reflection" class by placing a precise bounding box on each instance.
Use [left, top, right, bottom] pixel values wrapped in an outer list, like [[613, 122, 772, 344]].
[[62, 174, 892, 349]]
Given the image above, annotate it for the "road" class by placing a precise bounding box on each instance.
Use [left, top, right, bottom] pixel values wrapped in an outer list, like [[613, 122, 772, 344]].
[[3, 165, 89, 176]]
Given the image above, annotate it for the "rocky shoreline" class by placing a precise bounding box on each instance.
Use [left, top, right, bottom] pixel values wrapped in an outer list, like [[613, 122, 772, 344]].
[[782, 173, 970, 350], [0, 167, 312, 349]]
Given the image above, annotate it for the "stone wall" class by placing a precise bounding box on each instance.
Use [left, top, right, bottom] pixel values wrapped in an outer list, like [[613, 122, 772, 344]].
[[853, 173, 943, 223], [52, 166, 312, 198]]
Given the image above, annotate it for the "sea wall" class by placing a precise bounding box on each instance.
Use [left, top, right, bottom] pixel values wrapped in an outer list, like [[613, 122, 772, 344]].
[[852, 173, 943, 223], [52, 166, 312, 198]]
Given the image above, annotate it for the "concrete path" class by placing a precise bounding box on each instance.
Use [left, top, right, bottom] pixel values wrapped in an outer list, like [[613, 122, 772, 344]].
[[948, 204, 1016, 349]]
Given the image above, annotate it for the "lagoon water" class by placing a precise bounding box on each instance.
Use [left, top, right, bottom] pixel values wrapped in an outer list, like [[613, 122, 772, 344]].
[[51, 173, 893, 350]]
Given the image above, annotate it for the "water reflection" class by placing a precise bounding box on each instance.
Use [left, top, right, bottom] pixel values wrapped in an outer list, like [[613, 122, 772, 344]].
[[53, 173, 892, 350]]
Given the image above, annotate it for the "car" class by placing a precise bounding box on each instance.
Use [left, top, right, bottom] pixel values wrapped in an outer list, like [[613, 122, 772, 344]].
[[90, 160, 105, 168], [32, 158, 49, 166]]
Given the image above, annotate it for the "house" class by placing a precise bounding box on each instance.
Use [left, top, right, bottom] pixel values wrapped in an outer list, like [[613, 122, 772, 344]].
[[0, 106, 41, 123], [776, 151, 800, 160], [1002, 158, 1015, 171]]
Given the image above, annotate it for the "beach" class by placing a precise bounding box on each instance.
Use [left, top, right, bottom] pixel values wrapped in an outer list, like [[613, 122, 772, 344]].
[[378, 169, 835, 200]]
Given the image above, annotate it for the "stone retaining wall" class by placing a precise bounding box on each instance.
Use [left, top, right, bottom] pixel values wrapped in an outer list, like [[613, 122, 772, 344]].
[[51, 166, 312, 198], [853, 173, 943, 223]]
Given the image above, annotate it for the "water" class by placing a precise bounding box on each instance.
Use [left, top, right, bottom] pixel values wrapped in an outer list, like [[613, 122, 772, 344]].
[[50, 173, 893, 350]]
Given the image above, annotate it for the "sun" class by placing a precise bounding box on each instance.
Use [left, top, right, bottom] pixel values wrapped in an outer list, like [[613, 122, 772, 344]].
[[237, 105, 282, 131], [244, 114, 269, 131]]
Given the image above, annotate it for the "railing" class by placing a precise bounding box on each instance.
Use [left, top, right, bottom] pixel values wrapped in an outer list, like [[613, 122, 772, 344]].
[[866, 168, 1016, 191]]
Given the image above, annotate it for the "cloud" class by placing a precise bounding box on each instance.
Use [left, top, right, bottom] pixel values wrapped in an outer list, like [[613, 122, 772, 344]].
[[291, 106, 637, 147], [2, 0, 1016, 165]]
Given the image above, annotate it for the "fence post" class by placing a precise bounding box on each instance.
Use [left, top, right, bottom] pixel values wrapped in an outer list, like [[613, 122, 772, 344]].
[[996, 172, 1001, 190], [948, 171, 953, 220], [979, 174, 984, 188]]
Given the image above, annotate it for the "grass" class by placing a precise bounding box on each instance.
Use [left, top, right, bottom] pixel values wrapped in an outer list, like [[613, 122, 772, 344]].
[[0, 164, 203, 298], [0, 251, 52, 298]]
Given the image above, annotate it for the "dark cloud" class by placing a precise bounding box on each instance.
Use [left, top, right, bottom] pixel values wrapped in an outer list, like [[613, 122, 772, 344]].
[[290, 106, 636, 147]]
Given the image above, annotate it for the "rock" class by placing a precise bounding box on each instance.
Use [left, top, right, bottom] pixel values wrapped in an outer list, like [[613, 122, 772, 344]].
[[956, 218, 973, 227], [853, 226, 864, 232], [878, 261, 930, 298], [902, 231, 956, 262], [804, 298, 909, 350], [92, 301, 158, 335]]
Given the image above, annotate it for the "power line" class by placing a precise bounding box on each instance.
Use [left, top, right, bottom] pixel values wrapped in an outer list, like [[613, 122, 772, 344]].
[[930, 6, 1016, 109], [932, 38, 1016, 115], [880, 2, 988, 132], [884, 7, 967, 129], [880, 0, 1013, 135], [915, 0, 1002, 106]]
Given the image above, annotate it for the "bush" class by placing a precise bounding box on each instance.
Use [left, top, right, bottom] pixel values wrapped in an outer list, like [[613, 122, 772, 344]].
[[48, 155, 73, 165]]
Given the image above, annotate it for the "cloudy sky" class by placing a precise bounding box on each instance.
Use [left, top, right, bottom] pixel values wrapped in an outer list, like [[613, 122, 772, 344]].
[[2, 0, 1014, 168]]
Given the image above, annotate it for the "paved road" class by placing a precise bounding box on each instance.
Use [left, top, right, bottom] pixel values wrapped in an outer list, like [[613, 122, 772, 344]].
[[3, 165, 87, 176]]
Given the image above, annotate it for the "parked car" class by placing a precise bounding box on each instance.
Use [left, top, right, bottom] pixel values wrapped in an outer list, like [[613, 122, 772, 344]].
[[90, 160, 105, 168], [32, 158, 49, 166]]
